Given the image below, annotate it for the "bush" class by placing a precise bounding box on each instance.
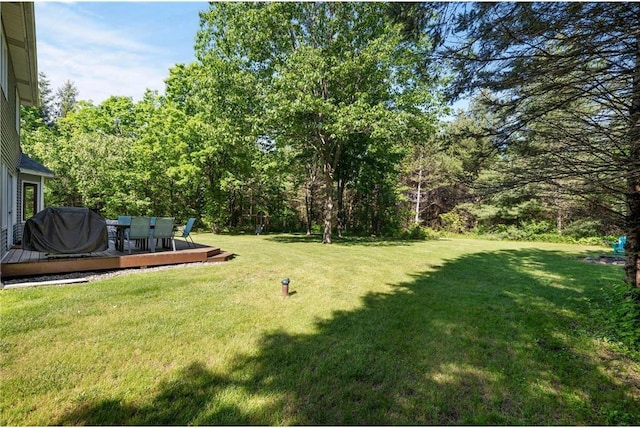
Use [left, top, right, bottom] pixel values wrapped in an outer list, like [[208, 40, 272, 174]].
[[563, 219, 604, 239], [593, 282, 640, 355], [492, 224, 528, 241], [400, 225, 441, 241], [440, 212, 465, 233], [472, 224, 608, 246], [521, 219, 554, 236]]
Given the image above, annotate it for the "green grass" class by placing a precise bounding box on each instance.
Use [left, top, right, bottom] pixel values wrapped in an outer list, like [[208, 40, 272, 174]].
[[1, 234, 639, 425]]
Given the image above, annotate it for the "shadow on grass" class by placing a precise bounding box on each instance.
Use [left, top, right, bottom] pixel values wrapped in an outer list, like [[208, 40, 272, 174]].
[[266, 233, 417, 247], [56, 249, 638, 425]]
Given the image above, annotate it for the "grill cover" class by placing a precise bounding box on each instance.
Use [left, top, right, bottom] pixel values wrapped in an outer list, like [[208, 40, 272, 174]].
[[22, 207, 108, 254]]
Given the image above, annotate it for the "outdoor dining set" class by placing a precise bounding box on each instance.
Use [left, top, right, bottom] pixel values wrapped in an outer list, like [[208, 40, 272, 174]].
[[106, 216, 196, 254]]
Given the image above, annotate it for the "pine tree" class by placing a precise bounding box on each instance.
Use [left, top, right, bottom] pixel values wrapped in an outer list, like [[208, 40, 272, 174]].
[[55, 80, 79, 119], [419, 2, 640, 287]]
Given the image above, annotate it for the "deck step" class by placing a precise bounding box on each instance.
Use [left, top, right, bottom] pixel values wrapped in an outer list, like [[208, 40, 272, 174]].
[[207, 251, 235, 263], [205, 247, 221, 258]]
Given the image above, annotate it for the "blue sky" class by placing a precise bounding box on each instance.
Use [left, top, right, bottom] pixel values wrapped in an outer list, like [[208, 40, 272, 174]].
[[35, 2, 208, 104]]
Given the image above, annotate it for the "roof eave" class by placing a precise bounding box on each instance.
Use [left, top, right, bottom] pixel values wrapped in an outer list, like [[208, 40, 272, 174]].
[[18, 167, 55, 179], [4, 3, 39, 107], [21, 3, 39, 107]]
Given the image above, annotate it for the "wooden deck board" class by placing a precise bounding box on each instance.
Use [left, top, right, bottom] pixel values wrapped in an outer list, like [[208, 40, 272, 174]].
[[1, 239, 233, 279]]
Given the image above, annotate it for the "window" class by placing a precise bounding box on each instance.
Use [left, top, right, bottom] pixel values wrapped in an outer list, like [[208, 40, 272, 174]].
[[22, 183, 37, 221]]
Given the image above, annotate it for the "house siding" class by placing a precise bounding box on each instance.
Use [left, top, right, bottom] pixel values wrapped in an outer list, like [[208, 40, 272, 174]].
[[1, 17, 23, 258], [15, 175, 23, 244], [1, 72, 21, 169]]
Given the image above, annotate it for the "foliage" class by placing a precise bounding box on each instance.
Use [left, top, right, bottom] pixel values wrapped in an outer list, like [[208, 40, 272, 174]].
[[18, 4, 640, 287], [592, 282, 640, 355], [425, 2, 640, 286], [54, 80, 79, 120], [562, 219, 606, 240], [399, 224, 441, 240], [439, 211, 465, 233], [196, 2, 447, 242]]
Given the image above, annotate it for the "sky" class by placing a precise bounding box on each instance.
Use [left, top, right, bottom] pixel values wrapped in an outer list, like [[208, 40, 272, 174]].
[[34, 1, 469, 113], [35, 2, 208, 104]]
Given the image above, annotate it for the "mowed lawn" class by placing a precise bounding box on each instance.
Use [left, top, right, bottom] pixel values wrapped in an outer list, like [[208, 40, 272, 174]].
[[1, 234, 639, 425]]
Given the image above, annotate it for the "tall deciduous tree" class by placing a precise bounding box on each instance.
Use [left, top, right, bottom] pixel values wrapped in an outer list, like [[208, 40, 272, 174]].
[[164, 57, 260, 231], [418, 2, 640, 287], [197, 2, 445, 243]]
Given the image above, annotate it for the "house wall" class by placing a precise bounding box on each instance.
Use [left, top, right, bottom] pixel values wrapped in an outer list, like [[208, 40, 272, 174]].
[[1, 15, 22, 257]]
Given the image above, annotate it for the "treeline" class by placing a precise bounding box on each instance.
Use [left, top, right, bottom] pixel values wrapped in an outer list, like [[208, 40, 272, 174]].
[[20, 3, 631, 248], [20, 82, 623, 243]]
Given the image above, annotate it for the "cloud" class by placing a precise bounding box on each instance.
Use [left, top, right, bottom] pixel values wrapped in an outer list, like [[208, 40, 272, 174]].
[[35, 3, 171, 104]]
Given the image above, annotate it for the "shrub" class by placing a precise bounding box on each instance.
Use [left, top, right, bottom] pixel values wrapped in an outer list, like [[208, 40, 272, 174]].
[[493, 224, 528, 241], [563, 219, 604, 239], [521, 219, 554, 236], [472, 224, 608, 246], [439, 211, 465, 233], [593, 282, 640, 355], [400, 225, 441, 241]]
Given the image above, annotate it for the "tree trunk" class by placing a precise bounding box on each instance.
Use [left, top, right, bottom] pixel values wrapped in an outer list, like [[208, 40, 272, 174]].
[[323, 165, 334, 244], [304, 163, 318, 236], [321, 136, 341, 244], [556, 203, 565, 234], [305, 191, 312, 236], [415, 162, 423, 224], [627, 28, 640, 288], [305, 181, 313, 236], [628, 168, 640, 289], [337, 178, 346, 238]]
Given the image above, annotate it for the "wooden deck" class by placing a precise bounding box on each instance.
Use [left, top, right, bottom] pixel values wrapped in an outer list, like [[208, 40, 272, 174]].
[[1, 238, 234, 279]]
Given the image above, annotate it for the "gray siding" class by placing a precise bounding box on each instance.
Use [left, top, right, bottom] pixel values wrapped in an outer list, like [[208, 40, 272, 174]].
[[1, 54, 20, 169], [1, 25, 22, 256]]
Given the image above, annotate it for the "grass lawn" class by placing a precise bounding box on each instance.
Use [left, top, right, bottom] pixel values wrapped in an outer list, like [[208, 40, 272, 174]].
[[1, 234, 639, 425]]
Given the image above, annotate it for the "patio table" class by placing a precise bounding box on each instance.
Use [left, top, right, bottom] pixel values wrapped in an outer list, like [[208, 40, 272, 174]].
[[114, 223, 175, 252], [114, 223, 130, 252]]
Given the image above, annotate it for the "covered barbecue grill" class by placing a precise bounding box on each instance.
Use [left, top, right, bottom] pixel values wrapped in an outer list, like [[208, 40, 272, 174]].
[[22, 207, 108, 254]]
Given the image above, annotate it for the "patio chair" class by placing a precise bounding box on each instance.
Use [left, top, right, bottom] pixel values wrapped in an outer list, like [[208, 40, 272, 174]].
[[148, 216, 158, 240], [612, 235, 626, 256], [152, 217, 176, 251], [177, 217, 196, 248], [118, 215, 132, 240], [106, 219, 118, 242], [127, 216, 152, 254]]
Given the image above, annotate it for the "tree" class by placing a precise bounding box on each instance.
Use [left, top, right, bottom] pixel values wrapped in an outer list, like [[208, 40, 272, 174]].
[[53, 97, 141, 213], [197, 2, 445, 242], [37, 72, 56, 127], [403, 129, 462, 228], [164, 58, 260, 232], [55, 80, 79, 119], [419, 2, 640, 287]]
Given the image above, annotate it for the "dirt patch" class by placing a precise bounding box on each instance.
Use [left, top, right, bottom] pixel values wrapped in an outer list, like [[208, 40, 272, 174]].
[[583, 255, 625, 266]]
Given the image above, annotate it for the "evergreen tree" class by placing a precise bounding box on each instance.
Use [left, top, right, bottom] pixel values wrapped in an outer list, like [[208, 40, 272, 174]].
[[37, 72, 56, 127], [55, 80, 79, 119], [417, 2, 640, 287]]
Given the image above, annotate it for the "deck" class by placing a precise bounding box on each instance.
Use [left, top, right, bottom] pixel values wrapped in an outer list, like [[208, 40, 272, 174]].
[[1, 238, 234, 280]]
